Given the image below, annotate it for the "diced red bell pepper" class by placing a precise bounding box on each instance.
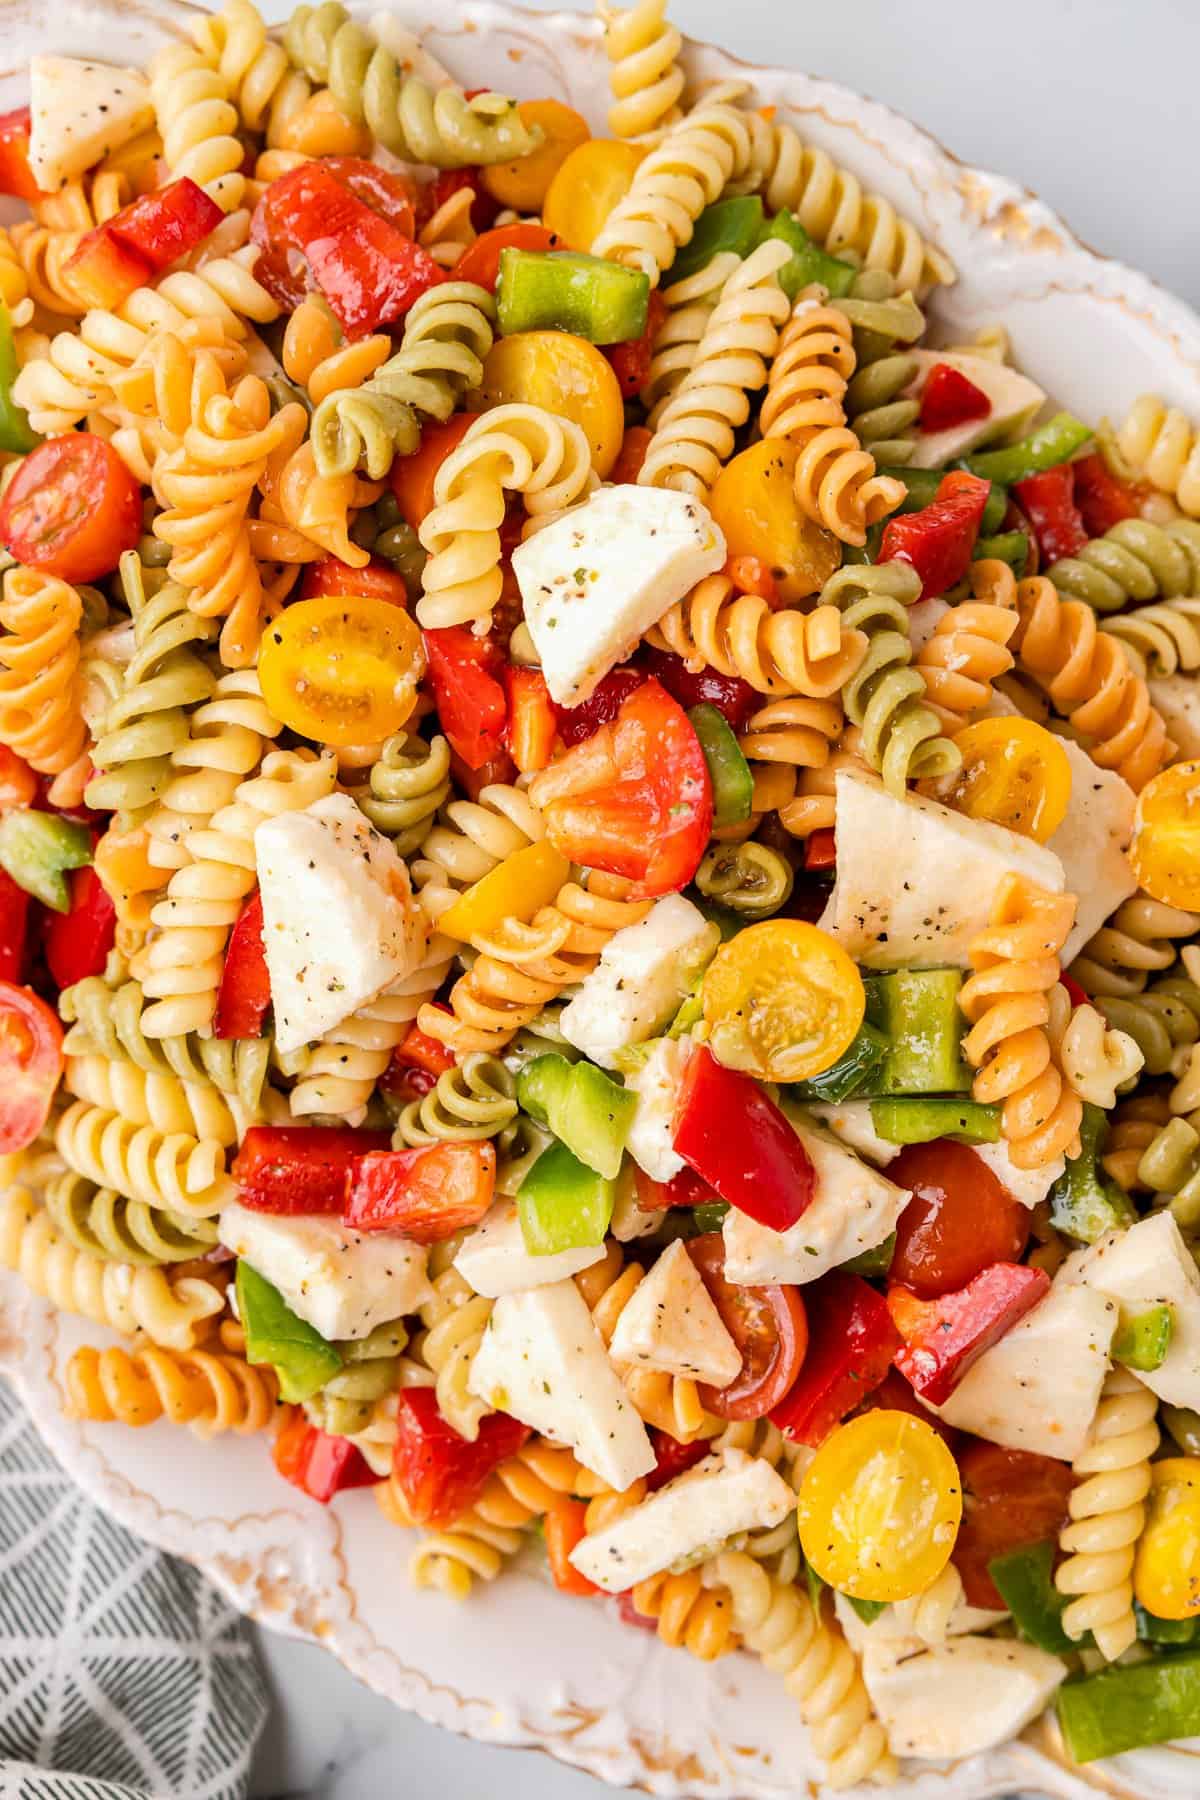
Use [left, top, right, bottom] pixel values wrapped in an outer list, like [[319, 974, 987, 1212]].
[[0, 107, 46, 203], [390, 414, 475, 531], [638, 645, 759, 733], [213, 892, 271, 1040], [392, 1387, 530, 1528], [102, 176, 222, 273], [418, 167, 500, 236], [804, 828, 837, 871], [344, 1142, 496, 1242], [61, 226, 154, 310], [919, 361, 992, 434], [770, 1271, 900, 1446], [423, 626, 508, 770], [633, 1162, 712, 1213], [1072, 451, 1145, 538], [673, 1046, 815, 1233], [505, 666, 558, 773], [611, 426, 652, 486], [1061, 971, 1089, 1010], [726, 555, 781, 606], [300, 556, 411, 608], [879, 470, 992, 601], [0, 867, 29, 985], [42, 864, 115, 989], [233, 1125, 390, 1214], [320, 156, 418, 237], [605, 288, 667, 398], [273, 1411, 377, 1503], [645, 1428, 711, 1492], [545, 1495, 601, 1595], [384, 1016, 456, 1087], [449, 746, 518, 804], [888, 1262, 1050, 1406], [555, 668, 646, 747], [1013, 464, 1088, 565]]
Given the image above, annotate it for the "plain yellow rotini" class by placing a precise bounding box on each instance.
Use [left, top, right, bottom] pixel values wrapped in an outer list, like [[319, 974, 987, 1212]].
[[55, 1099, 236, 1220], [66, 1339, 277, 1436], [0, 567, 89, 797], [592, 100, 752, 283], [64, 1052, 239, 1147], [192, 0, 313, 143], [410, 1241, 495, 1442], [641, 251, 739, 421], [143, 665, 283, 876], [599, 0, 684, 140], [1059, 1002, 1145, 1110], [148, 39, 246, 211], [1117, 394, 1200, 518], [411, 780, 545, 919]]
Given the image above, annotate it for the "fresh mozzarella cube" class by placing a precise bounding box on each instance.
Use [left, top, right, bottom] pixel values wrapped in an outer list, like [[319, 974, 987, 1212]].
[[903, 350, 1046, 470], [932, 1276, 1117, 1459], [624, 1036, 695, 1182], [569, 1448, 794, 1592], [861, 1633, 1066, 1761], [799, 1100, 902, 1167], [219, 1201, 430, 1342], [833, 1591, 1007, 1655], [468, 1279, 655, 1492], [1150, 674, 1200, 757], [512, 485, 726, 706], [453, 1201, 606, 1297], [28, 58, 154, 192], [1065, 1212, 1200, 1411], [1045, 740, 1137, 965], [723, 1118, 907, 1285], [972, 1137, 1064, 1209], [608, 1240, 741, 1386], [559, 896, 719, 1069], [256, 793, 428, 1053], [818, 771, 1065, 969]]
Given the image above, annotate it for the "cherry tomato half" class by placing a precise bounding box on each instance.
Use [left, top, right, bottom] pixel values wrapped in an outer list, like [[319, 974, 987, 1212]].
[[478, 329, 624, 478], [937, 716, 1072, 843], [389, 414, 475, 532], [952, 1439, 1075, 1609], [797, 1411, 962, 1602], [258, 596, 424, 748], [300, 556, 411, 608], [0, 980, 65, 1153], [0, 435, 140, 584], [481, 100, 591, 214], [709, 440, 841, 603], [1130, 760, 1200, 910], [1133, 1458, 1200, 1621], [455, 222, 562, 292], [889, 1141, 1030, 1300], [542, 139, 644, 251], [686, 1232, 807, 1419], [702, 919, 864, 1084]]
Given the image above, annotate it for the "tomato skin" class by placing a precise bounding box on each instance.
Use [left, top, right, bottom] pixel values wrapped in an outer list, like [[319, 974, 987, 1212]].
[[213, 893, 270, 1040], [646, 1427, 711, 1490], [940, 716, 1072, 843], [0, 435, 141, 583], [419, 168, 500, 236], [805, 828, 837, 871], [890, 1140, 1030, 1299], [455, 223, 562, 291], [702, 918, 865, 1085], [1072, 452, 1145, 537], [390, 414, 475, 531], [423, 626, 508, 770], [344, 1143, 496, 1242], [0, 107, 45, 203], [273, 1412, 377, 1503], [726, 555, 781, 606], [862, 1367, 960, 1452], [392, 1387, 530, 1528], [638, 645, 758, 733], [611, 425, 652, 485], [0, 868, 29, 984], [771, 1271, 901, 1446], [0, 980, 65, 1153], [42, 865, 115, 990], [633, 1162, 711, 1213], [258, 595, 423, 748], [232, 1125, 390, 1213], [686, 1232, 808, 1419], [300, 556, 411, 608], [879, 471, 991, 601], [952, 1439, 1075, 1609], [1013, 464, 1088, 566], [555, 668, 645, 747]]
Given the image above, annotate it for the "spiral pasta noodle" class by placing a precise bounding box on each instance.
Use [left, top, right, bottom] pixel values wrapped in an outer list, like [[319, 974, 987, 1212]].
[[1071, 892, 1200, 1000], [1117, 394, 1200, 518], [694, 841, 794, 919], [55, 1100, 236, 1220], [66, 1339, 277, 1435], [1102, 1090, 1172, 1191], [1059, 1003, 1145, 1109], [915, 558, 1019, 731], [628, 1568, 739, 1660], [64, 1051, 239, 1147], [143, 666, 282, 875], [647, 572, 867, 698], [891, 1561, 966, 1648], [282, 297, 392, 407], [148, 40, 246, 212], [1047, 518, 1200, 615], [411, 1243, 494, 1441], [418, 185, 478, 270], [738, 697, 845, 790], [840, 276, 926, 464], [641, 251, 739, 421], [254, 436, 378, 570], [1089, 969, 1200, 1078], [1102, 597, 1200, 679], [355, 733, 452, 856], [575, 1242, 719, 1441], [592, 101, 752, 282], [393, 1053, 519, 1148], [600, 0, 684, 139], [192, 0, 313, 143], [43, 1169, 218, 1266], [0, 567, 90, 796], [304, 1319, 410, 1435]]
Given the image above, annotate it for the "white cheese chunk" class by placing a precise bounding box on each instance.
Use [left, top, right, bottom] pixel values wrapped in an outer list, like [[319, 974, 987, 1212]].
[[256, 793, 428, 1053], [608, 1239, 741, 1386], [723, 1117, 907, 1285], [569, 1448, 794, 1592], [798, 1100, 902, 1166], [903, 350, 1046, 470], [559, 896, 719, 1069], [972, 1137, 1064, 1209], [28, 58, 154, 192], [1045, 739, 1137, 965], [818, 771, 1065, 969], [833, 1590, 1008, 1655], [1150, 673, 1200, 758], [624, 1036, 695, 1182], [219, 1201, 430, 1342], [932, 1276, 1117, 1459], [453, 1200, 606, 1297], [1065, 1211, 1200, 1411], [468, 1279, 655, 1492], [512, 485, 726, 705], [861, 1633, 1066, 1761]]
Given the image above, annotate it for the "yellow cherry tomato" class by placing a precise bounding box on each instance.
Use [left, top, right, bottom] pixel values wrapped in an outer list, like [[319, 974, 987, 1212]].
[[1130, 759, 1200, 909], [482, 99, 591, 213], [709, 440, 841, 603], [438, 841, 570, 944], [478, 329, 624, 478], [542, 137, 645, 251], [1134, 1457, 1200, 1622], [702, 919, 864, 1083], [258, 596, 423, 749], [798, 1411, 963, 1603], [934, 717, 1072, 842]]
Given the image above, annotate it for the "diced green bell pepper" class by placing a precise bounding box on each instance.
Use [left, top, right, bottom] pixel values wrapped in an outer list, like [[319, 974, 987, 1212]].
[[973, 530, 1029, 572], [517, 1138, 615, 1255], [0, 810, 92, 913], [964, 412, 1092, 485], [692, 1200, 730, 1234], [1113, 1303, 1174, 1372], [877, 466, 1008, 535], [841, 1231, 896, 1278], [1057, 1648, 1200, 1763], [496, 249, 650, 345], [870, 1096, 1000, 1145], [517, 1053, 636, 1179], [987, 1539, 1080, 1654], [790, 1019, 889, 1102], [688, 703, 752, 828], [755, 210, 856, 302], [845, 1594, 887, 1624], [865, 969, 972, 1095], [236, 1260, 342, 1403], [1049, 1103, 1135, 1244], [671, 196, 764, 284], [0, 301, 34, 454], [1138, 1603, 1200, 1646]]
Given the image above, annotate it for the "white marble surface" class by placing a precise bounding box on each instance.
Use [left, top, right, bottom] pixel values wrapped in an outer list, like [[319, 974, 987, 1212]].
[[249, 1, 1199, 1795]]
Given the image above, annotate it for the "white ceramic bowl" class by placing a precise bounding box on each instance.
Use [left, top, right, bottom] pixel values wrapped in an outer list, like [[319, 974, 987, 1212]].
[[3, 3, 1200, 1793]]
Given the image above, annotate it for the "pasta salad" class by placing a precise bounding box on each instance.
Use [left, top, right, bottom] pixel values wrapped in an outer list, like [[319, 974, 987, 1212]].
[[0, 0, 1199, 1783]]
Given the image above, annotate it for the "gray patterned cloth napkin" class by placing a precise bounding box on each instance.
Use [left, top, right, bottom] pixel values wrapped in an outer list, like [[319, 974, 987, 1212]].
[[0, 1379, 266, 1800]]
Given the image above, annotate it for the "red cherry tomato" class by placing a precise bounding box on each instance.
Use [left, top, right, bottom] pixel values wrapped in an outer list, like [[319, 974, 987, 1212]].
[[0, 107, 44, 203], [862, 1367, 960, 1452], [423, 626, 508, 770], [952, 1439, 1076, 1608], [0, 435, 140, 583], [391, 1388, 530, 1528], [389, 414, 475, 531], [0, 981, 65, 1153], [889, 1140, 1029, 1300], [455, 222, 562, 291], [638, 644, 759, 732], [300, 556, 411, 608], [555, 667, 646, 747], [685, 1232, 808, 1419], [605, 289, 667, 398], [610, 425, 652, 485]]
